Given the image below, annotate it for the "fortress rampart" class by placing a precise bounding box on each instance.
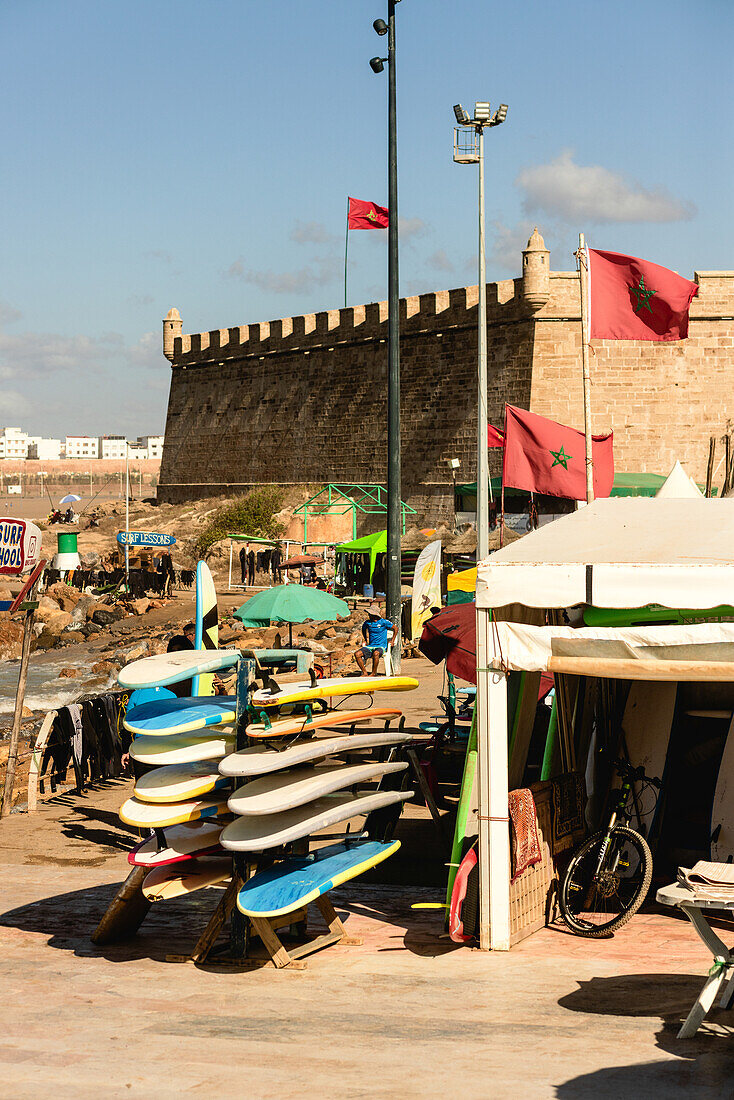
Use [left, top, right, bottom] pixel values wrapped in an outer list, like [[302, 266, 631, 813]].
[[157, 231, 734, 521]]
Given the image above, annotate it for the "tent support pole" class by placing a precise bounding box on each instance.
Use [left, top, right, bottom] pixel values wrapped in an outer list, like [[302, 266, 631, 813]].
[[476, 608, 510, 951], [577, 233, 594, 504]]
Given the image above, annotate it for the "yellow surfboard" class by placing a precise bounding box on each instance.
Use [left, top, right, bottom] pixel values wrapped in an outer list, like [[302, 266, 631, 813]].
[[142, 859, 232, 902], [251, 675, 418, 709], [119, 794, 231, 829]]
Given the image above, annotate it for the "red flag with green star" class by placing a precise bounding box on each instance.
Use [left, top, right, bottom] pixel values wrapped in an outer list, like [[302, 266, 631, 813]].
[[348, 197, 389, 229], [588, 248, 698, 341], [502, 405, 614, 500]]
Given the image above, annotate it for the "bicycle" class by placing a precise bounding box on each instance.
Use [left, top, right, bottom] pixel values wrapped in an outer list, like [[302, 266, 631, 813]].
[[559, 758, 661, 937]]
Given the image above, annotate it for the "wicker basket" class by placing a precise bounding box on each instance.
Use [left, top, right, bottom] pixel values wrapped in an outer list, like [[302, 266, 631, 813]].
[[509, 782, 557, 945]]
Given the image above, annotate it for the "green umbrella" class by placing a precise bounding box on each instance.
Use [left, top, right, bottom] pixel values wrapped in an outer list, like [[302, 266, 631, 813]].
[[234, 583, 350, 646]]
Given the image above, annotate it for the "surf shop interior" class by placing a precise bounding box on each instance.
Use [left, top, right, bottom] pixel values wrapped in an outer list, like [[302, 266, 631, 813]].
[[460, 496, 734, 950]]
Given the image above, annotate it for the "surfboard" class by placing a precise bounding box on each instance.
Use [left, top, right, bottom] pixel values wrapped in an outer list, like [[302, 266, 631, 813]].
[[193, 560, 219, 697], [124, 696, 237, 736], [236, 838, 401, 918], [134, 760, 231, 804], [142, 859, 232, 902], [120, 794, 231, 829], [711, 713, 734, 861], [221, 789, 412, 852], [622, 681, 677, 821], [446, 714, 478, 907], [118, 649, 240, 690], [228, 760, 407, 816], [128, 821, 225, 867], [129, 731, 235, 765], [251, 674, 418, 709], [219, 729, 411, 778], [126, 686, 177, 709], [245, 706, 403, 741]]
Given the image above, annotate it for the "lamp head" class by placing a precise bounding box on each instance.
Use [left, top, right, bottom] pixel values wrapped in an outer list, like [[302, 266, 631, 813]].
[[473, 102, 491, 122], [493, 103, 509, 124], [453, 103, 470, 125], [370, 56, 386, 73], [373, 18, 388, 34]]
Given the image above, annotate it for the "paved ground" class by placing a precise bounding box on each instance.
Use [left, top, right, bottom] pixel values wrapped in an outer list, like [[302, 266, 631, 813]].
[[1, 662, 733, 1097]]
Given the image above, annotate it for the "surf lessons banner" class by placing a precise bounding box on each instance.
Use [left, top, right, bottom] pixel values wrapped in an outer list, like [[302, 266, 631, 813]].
[[0, 518, 42, 575], [117, 531, 176, 547], [411, 540, 442, 641]]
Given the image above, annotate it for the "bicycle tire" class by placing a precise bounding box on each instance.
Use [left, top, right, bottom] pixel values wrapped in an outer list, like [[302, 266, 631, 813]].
[[559, 826, 653, 938]]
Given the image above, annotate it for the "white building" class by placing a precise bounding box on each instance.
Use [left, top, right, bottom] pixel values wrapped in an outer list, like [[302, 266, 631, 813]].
[[65, 436, 100, 459], [100, 436, 128, 460], [0, 428, 29, 459], [27, 437, 62, 460], [137, 435, 164, 460]]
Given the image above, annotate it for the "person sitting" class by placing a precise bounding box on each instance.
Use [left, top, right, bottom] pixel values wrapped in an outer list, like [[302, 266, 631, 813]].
[[355, 603, 397, 677]]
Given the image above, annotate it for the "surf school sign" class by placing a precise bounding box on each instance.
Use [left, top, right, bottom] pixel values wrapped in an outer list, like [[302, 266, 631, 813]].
[[0, 518, 42, 575], [117, 531, 177, 548]]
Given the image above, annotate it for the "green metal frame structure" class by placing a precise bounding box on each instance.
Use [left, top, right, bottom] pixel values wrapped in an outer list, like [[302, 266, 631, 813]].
[[294, 484, 416, 543]]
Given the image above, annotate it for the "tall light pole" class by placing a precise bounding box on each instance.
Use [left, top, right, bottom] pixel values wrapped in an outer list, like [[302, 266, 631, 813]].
[[124, 442, 130, 590], [371, 0, 402, 669], [453, 101, 508, 562]]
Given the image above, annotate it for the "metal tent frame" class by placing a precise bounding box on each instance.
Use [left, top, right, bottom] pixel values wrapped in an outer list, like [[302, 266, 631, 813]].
[[294, 484, 416, 543]]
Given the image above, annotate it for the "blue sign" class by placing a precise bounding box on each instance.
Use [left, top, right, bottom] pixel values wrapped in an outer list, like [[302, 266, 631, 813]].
[[117, 531, 176, 547]]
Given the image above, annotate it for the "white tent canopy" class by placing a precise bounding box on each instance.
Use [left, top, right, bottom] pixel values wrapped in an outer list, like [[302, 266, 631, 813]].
[[477, 498, 734, 610], [473, 498, 734, 954], [655, 460, 703, 499]]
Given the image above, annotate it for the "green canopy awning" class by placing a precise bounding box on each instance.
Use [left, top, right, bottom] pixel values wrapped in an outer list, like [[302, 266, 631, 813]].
[[336, 529, 387, 580]]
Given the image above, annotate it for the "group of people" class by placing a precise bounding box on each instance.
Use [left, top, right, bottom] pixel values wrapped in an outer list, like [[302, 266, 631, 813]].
[[47, 506, 78, 525]]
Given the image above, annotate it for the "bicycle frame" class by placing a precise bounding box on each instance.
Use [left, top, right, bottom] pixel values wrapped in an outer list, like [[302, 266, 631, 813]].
[[593, 778, 633, 880]]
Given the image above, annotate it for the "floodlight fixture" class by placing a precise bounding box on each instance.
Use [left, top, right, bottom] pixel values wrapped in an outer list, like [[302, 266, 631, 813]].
[[370, 56, 386, 73], [493, 103, 509, 125], [373, 18, 388, 34], [453, 103, 470, 125], [473, 101, 491, 122]]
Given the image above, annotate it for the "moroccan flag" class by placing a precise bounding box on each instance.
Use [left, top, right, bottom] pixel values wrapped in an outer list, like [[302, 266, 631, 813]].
[[487, 424, 505, 448], [502, 404, 614, 500], [348, 197, 389, 230], [588, 248, 698, 341]]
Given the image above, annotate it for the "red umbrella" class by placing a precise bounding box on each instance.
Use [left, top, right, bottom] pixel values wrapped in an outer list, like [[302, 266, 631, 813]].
[[420, 603, 554, 699], [281, 555, 324, 569], [419, 602, 477, 684]]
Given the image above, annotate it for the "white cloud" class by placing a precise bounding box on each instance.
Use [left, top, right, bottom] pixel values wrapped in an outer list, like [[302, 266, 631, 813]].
[[426, 249, 455, 273], [488, 219, 536, 274], [517, 150, 695, 224], [290, 221, 337, 245], [0, 303, 22, 326], [0, 390, 31, 419], [225, 255, 341, 295], [399, 216, 428, 240]]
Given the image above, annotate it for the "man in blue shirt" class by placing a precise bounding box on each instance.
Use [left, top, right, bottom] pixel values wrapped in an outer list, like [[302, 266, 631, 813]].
[[355, 602, 397, 676]]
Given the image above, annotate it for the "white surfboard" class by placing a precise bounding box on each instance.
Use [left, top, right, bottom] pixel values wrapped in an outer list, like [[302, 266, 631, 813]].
[[228, 760, 407, 816], [711, 713, 734, 861], [118, 649, 240, 690], [120, 794, 231, 829], [129, 731, 235, 766], [128, 821, 225, 867], [219, 729, 411, 778], [221, 789, 412, 852], [142, 859, 232, 902], [622, 681, 677, 822], [134, 761, 231, 804], [251, 674, 418, 708]]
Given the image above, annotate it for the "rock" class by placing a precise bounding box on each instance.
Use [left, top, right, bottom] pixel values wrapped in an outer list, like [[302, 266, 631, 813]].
[[37, 595, 61, 617], [296, 624, 317, 639], [46, 582, 81, 611], [131, 598, 150, 616], [70, 594, 97, 624], [43, 611, 72, 635], [118, 640, 150, 663], [316, 626, 337, 639], [79, 550, 100, 568], [33, 629, 59, 651], [58, 667, 79, 678], [58, 630, 85, 646], [92, 608, 117, 626], [81, 622, 103, 636], [295, 639, 328, 654], [348, 632, 362, 646], [91, 660, 114, 674]]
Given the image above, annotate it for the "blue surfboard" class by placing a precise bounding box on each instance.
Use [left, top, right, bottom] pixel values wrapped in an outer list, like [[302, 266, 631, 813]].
[[125, 695, 237, 736], [236, 838, 401, 919]]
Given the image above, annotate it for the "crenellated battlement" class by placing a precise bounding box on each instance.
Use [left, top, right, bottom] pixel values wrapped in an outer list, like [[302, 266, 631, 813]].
[[166, 280, 525, 366]]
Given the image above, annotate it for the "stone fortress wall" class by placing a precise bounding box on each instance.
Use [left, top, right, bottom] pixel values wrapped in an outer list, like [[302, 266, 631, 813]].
[[157, 231, 734, 522]]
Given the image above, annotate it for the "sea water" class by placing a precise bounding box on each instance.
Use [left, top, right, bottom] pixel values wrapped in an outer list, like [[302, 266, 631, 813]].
[[0, 650, 108, 721]]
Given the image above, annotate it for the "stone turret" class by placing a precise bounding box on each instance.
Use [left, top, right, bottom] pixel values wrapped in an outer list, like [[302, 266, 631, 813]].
[[521, 228, 550, 312], [163, 307, 182, 361]]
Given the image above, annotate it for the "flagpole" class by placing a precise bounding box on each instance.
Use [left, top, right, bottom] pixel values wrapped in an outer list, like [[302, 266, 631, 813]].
[[344, 198, 349, 308], [577, 232, 594, 504]]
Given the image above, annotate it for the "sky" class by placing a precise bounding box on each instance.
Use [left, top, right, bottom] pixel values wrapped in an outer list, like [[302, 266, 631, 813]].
[[0, 0, 731, 438]]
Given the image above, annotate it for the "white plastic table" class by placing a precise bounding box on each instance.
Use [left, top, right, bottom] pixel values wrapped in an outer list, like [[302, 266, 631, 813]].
[[657, 882, 734, 1038]]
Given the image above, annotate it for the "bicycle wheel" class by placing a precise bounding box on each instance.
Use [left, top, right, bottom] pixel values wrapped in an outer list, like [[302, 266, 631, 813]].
[[559, 826, 653, 937]]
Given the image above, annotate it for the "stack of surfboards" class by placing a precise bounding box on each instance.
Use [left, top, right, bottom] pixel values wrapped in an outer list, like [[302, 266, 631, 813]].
[[118, 647, 243, 901], [219, 673, 418, 915], [117, 645, 419, 905]]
